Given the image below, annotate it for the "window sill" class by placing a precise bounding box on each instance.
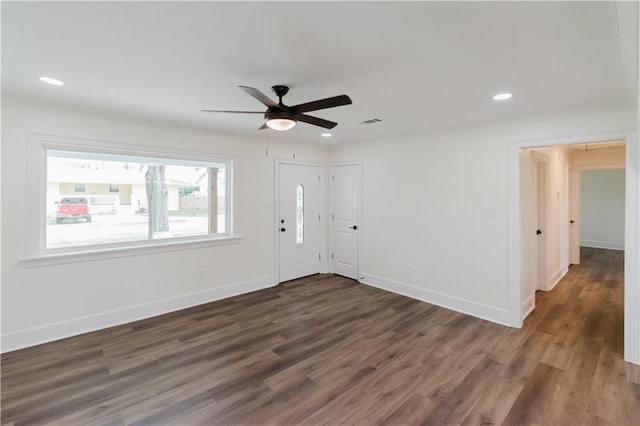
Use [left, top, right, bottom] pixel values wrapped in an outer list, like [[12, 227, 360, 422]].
[[20, 235, 242, 267]]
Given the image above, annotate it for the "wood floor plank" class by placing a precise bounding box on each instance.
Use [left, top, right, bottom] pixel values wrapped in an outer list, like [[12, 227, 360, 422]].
[[500, 329, 554, 381], [420, 355, 505, 425], [2, 247, 637, 425], [380, 392, 439, 426], [589, 346, 640, 425], [460, 378, 524, 426], [274, 366, 378, 425], [501, 362, 565, 425]]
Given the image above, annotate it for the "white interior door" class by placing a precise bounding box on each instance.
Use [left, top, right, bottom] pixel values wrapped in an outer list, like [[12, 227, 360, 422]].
[[535, 159, 548, 291], [569, 169, 581, 264], [278, 163, 320, 283], [332, 164, 360, 280]]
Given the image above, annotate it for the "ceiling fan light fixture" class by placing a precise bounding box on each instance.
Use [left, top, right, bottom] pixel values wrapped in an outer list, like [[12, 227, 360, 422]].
[[265, 110, 297, 131], [266, 118, 297, 131]]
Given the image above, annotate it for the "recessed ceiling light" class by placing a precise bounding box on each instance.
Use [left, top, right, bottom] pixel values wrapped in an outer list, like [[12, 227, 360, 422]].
[[493, 92, 512, 101], [321, 133, 332, 137], [39, 76, 64, 86]]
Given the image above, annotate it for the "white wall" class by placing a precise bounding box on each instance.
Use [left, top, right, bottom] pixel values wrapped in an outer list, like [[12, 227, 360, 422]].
[[580, 169, 625, 250], [330, 108, 637, 327], [1, 105, 328, 351]]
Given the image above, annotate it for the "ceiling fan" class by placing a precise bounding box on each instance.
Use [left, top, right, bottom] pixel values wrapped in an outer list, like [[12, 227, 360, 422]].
[[201, 85, 352, 131]]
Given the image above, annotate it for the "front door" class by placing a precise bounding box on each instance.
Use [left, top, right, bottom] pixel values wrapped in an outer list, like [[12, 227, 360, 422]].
[[278, 163, 320, 282], [332, 163, 360, 280]]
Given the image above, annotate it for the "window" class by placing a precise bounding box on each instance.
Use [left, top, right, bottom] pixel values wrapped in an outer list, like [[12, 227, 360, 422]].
[[74, 183, 86, 192], [27, 134, 234, 259], [296, 184, 304, 244]]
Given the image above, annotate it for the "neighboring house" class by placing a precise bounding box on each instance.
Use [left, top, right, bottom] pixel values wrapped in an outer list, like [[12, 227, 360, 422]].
[[47, 166, 185, 214]]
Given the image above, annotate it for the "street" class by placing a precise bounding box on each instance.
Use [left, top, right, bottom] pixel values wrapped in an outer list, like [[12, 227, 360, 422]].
[[47, 212, 220, 249]]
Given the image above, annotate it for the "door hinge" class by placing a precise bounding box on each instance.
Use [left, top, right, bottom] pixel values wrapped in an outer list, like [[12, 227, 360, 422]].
[[332, 175, 334, 182], [331, 253, 334, 259], [319, 253, 321, 260], [318, 214, 321, 221], [331, 214, 334, 220], [318, 175, 321, 182]]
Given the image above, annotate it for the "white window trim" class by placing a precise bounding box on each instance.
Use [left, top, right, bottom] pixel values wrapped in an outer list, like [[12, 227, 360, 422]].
[[25, 132, 237, 264], [20, 235, 242, 267]]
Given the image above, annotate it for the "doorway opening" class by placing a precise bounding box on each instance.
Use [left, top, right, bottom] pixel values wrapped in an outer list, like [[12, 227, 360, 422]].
[[512, 135, 638, 365]]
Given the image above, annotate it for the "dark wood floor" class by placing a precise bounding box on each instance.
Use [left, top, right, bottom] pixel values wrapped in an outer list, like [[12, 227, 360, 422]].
[[2, 247, 639, 425]]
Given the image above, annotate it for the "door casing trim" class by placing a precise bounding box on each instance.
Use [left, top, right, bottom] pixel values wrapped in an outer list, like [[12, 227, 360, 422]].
[[508, 130, 639, 366]]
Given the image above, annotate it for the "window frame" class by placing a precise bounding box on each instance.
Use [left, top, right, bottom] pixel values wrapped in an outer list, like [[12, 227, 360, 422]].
[[25, 133, 238, 264]]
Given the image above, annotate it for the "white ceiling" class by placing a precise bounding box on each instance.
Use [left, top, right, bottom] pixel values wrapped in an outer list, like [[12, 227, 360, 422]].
[[2, 1, 638, 146]]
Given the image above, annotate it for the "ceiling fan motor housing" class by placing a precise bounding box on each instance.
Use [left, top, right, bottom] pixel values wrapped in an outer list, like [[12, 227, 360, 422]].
[[265, 110, 297, 121]]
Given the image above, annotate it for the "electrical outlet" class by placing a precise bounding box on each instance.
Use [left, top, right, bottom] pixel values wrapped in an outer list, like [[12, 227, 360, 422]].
[[407, 264, 413, 274], [199, 269, 207, 280], [482, 208, 498, 219]]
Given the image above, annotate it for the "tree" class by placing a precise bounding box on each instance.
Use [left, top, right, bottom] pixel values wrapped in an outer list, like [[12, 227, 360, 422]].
[[145, 164, 169, 238]]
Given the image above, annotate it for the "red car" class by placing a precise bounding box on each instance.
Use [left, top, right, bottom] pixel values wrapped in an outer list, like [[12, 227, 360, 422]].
[[56, 197, 92, 223]]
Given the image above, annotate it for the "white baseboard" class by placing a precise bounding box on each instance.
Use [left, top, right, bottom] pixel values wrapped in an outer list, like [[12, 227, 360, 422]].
[[548, 265, 569, 291], [361, 273, 512, 326], [522, 293, 535, 319], [1, 276, 276, 353], [580, 240, 625, 251]]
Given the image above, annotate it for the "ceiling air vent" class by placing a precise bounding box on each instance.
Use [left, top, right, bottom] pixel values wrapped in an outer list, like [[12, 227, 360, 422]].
[[360, 118, 382, 125]]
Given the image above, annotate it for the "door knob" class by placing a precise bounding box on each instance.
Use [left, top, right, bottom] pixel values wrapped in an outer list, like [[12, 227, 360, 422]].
[[349, 225, 358, 230], [570, 220, 575, 224], [536, 229, 542, 235], [280, 227, 286, 232]]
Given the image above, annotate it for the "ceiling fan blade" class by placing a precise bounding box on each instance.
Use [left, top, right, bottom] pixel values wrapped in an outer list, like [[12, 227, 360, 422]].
[[259, 122, 268, 130], [296, 114, 338, 129], [290, 95, 352, 113], [201, 110, 264, 114], [239, 86, 279, 109]]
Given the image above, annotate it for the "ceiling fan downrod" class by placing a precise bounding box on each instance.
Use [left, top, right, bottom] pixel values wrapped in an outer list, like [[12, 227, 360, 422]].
[[271, 85, 290, 106]]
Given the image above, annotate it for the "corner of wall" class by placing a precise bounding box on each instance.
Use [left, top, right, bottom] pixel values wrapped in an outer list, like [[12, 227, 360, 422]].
[[522, 293, 535, 320], [361, 273, 512, 327]]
